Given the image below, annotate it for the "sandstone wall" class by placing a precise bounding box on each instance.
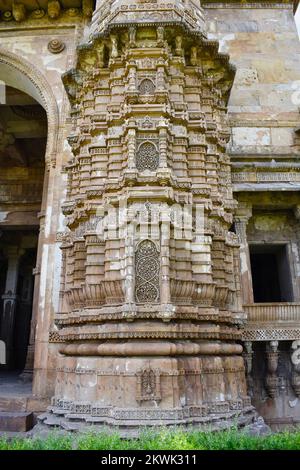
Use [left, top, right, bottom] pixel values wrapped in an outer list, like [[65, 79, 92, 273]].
[[0, 21, 79, 397], [205, 5, 300, 157]]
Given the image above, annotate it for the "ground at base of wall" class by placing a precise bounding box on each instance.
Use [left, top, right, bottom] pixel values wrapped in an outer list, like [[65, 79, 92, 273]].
[[1, 424, 300, 450]]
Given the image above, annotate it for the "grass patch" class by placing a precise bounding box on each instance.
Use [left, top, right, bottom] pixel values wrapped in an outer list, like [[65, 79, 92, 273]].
[[0, 427, 300, 450]]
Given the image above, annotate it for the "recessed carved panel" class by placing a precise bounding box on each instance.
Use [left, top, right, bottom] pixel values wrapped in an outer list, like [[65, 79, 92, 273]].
[[136, 366, 161, 402], [135, 240, 160, 303], [136, 141, 159, 171], [138, 78, 155, 95]]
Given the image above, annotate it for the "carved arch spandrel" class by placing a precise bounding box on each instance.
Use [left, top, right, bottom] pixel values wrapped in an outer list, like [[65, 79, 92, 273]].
[[0, 47, 59, 168]]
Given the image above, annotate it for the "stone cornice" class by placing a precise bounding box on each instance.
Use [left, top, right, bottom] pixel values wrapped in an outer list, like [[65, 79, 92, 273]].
[[202, 0, 298, 13]]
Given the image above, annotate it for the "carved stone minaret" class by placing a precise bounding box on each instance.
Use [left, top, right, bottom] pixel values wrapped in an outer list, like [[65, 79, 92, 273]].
[[49, 0, 254, 428]]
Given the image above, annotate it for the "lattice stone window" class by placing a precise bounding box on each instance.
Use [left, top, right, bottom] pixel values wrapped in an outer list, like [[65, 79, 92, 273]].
[[138, 78, 155, 95], [136, 141, 159, 171], [135, 240, 160, 303]]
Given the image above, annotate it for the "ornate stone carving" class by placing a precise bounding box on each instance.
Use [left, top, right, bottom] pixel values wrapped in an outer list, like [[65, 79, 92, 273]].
[[175, 35, 183, 56], [265, 341, 279, 399], [136, 141, 159, 172], [190, 46, 197, 66], [48, 39, 65, 54], [291, 340, 300, 398], [31, 9, 45, 19], [138, 78, 155, 95], [82, 0, 94, 18], [48, 0, 61, 19], [136, 366, 161, 402], [243, 341, 254, 394], [135, 240, 160, 303], [49, 330, 61, 343], [156, 26, 164, 45], [129, 26, 137, 47], [2, 11, 13, 21], [12, 3, 26, 22], [243, 329, 300, 341], [110, 35, 119, 59], [51, 4, 253, 429]]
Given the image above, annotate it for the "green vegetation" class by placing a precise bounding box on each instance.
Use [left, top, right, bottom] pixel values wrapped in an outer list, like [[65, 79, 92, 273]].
[[0, 427, 300, 450]]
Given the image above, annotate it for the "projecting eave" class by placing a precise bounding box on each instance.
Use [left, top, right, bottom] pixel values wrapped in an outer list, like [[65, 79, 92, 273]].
[[0, 0, 95, 22]]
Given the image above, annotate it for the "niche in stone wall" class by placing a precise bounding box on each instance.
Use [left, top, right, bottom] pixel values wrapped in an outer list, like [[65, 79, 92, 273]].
[[136, 141, 159, 172], [138, 78, 155, 95]]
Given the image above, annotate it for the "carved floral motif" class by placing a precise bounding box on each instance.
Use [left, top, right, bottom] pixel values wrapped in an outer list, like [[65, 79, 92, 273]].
[[48, 39, 65, 54], [135, 240, 160, 303]]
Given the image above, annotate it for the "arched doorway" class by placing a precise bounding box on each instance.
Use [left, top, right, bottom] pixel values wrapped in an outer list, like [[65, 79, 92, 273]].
[[0, 50, 59, 388], [0, 86, 46, 373]]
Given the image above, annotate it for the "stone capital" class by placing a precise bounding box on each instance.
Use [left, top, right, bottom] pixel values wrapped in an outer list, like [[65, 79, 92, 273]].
[[234, 203, 252, 223]]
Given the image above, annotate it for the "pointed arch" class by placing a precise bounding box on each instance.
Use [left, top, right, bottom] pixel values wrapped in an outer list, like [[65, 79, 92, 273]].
[[0, 47, 59, 168]]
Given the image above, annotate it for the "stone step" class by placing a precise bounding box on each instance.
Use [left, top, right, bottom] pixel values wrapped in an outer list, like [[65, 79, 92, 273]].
[[0, 411, 34, 432], [0, 396, 28, 412]]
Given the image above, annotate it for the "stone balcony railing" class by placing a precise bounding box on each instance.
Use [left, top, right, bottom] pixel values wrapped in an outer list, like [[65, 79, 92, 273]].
[[242, 303, 300, 342]]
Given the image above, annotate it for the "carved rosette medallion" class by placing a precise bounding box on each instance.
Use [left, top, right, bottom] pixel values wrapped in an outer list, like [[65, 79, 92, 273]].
[[48, 39, 65, 54]]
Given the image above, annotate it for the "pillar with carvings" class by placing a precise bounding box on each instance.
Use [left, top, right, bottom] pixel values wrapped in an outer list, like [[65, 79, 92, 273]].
[[243, 341, 254, 395], [265, 341, 279, 399], [234, 204, 254, 305]]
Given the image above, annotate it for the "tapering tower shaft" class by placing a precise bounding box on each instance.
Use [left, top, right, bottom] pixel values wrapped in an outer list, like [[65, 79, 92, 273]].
[[49, 0, 254, 428]]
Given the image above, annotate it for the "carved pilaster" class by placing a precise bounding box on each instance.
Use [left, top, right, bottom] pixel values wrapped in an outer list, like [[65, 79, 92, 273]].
[[234, 203, 253, 305], [126, 62, 138, 103], [243, 341, 254, 394], [124, 123, 137, 181], [123, 220, 136, 310], [160, 218, 174, 321], [265, 341, 279, 399], [291, 339, 300, 398]]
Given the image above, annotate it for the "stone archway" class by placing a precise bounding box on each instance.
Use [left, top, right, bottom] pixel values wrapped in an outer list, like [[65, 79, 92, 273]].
[[0, 48, 59, 168], [0, 49, 59, 380]]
